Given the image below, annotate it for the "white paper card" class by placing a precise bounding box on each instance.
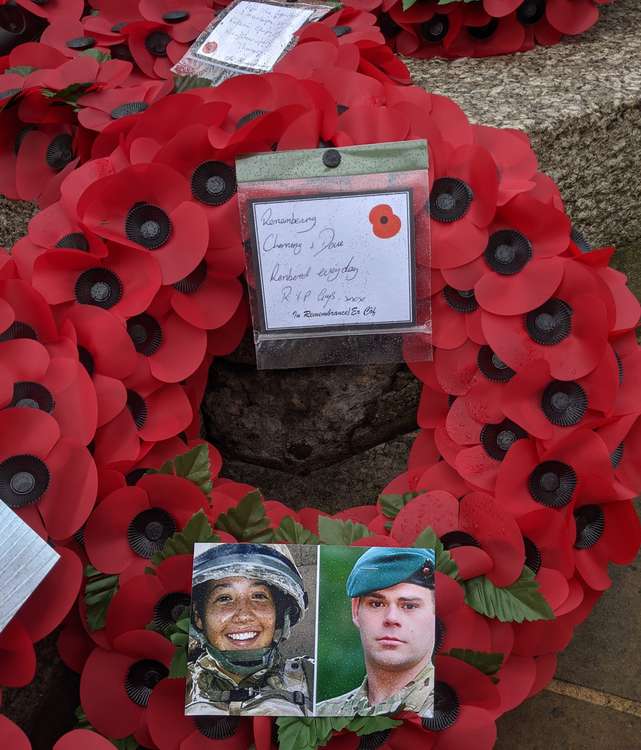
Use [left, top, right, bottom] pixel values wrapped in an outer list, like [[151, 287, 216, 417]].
[[251, 191, 415, 332], [0, 502, 59, 632], [198, 0, 315, 72]]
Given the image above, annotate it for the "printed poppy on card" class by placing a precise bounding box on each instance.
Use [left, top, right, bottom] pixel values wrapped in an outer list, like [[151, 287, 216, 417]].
[[369, 204, 401, 239]]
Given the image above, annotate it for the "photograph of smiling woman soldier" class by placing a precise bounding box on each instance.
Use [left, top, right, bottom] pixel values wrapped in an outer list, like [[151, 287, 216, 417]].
[[185, 543, 316, 717]]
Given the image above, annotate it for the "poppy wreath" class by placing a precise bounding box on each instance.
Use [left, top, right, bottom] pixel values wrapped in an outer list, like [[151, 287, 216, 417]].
[[0, 15, 640, 750], [349, 0, 614, 58]]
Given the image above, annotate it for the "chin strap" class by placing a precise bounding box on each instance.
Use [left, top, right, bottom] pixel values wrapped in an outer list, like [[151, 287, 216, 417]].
[[205, 643, 278, 678]]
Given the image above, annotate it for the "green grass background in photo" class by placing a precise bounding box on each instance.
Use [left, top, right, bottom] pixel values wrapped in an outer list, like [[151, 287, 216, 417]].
[[316, 546, 368, 703]]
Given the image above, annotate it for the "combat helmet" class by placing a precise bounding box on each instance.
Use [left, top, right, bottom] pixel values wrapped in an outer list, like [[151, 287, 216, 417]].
[[191, 543, 308, 676]]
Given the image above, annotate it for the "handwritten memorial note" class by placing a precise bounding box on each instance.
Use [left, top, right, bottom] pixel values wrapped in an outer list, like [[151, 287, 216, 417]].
[[250, 191, 415, 332], [198, 0, 315, 71]]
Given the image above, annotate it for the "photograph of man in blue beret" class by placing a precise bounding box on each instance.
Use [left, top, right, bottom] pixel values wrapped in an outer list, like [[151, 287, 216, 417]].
[[315, 546, 436, 718]]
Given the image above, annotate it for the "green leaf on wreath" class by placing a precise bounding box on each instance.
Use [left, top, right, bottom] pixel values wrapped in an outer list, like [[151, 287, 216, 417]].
[[317, 516, 372, 546], [215, 490, 275, 542], [463, 566, 555, 623], [378, 491, 421, 519], [274, 516, 320, 545], [150, 509, 220, 566], [74, 706, 91, 730], [111, 737, 139, 750], [81, 48, 111, 63], [413, 527, 459, 580], [402, 0, 418, 10], [84, 564, 119, 632], [173, 74, 213, 93], [276, 718, 351, 750], [6, 66, 37, 76], [154, 443, 213, 499], [444, 648, 504, 677], [162, 617, 191, 677], [277, 716, 401, 750]]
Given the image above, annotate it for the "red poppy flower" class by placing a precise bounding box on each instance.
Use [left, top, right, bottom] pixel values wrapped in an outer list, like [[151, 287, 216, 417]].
[[32, 243, 161, 320], [0, 337, 98, 445], [60, 304, 137, 428], [15, 125, 80, 207], [83, 472, 208, 577], [53, 729, 119, 750], [0, 408, 96, 539], [139, 0, 215, 44], [77, 79, 171, 132], [429, 144, 498, 270], [80, 629, 174, 741], [124, 20, 186, 80], [0, 716, 30, 750], [78, 162, 209, 285], [448, 7, 526, 58], [481, 259, 610, 380], [39, 19, 110, 59], [408, 654, 500, 750], [495, 428, 622, 523], [572, 499, 641, 592], [430, 278, 485, 350], [0, 619, 36, 687], [147, 677, 254, 750], [391, 489, 524, 585], [92, 363, 192, 466], [106, 554, 193, 643], [0, 278, 58, 343], [500, 355, 618, 444], [14, 0, 84, 22], [207, 296, 249, 357], [445, 396, 530, 492], [57, 606, 95, 674], [596, 414, 641, 496], [546, 0, 600, 35], [434, 572, 493, 654], [445, 194, 571, 316], [12, 545, 83, 642], [120, 287, 208, 384], [611, 333, 641, 417], [391, 5, 464, 59]]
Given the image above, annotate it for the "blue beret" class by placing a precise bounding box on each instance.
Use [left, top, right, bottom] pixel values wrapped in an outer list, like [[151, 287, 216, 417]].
[[346, 547, 436, 598]]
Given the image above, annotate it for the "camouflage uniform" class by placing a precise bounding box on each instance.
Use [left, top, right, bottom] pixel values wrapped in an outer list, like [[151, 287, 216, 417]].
[[315, 661, 434, 717], [186, 647, 314, 716]]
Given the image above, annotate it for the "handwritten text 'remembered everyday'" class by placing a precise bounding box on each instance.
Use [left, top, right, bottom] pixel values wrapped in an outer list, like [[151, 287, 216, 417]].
[[251, 191, 414, 331]]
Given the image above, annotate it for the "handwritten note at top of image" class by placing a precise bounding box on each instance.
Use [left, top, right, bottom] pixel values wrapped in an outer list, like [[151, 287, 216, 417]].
[[251, 191, 415, 332], [198, 1, 315, 71]]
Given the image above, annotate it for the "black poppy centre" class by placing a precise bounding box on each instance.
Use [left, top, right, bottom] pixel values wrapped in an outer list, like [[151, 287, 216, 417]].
[[173, 260, 207, 295], [127, 313, 163, 356], [485, 229, 532, 275], [75, 268, 123, 309], [191, 161, 236, 206], [55, 232, 89, 251], [151, 592, 191, 634], [467, 19, 499, 39], [517, 0, 546, 25], [127, 507, 177, 558], [125, 659, 169, 706], [525, 299, 572, 346], [528, 460, 577, 508], [440, 530, 481, 550], [194, 716, 241, 739], [125, 203, 172, 249], [541, 381, 587, 426], [0, 321, 38, 342], [126, 389, 148, 430], [0, 454, 50, 509], [574, 505, 605, 550], [145, 31, 171, 57], [10, 381, 55, 413], [481, 419, 527, 460], [46, 134, 75, 173], [420, 14, 449, 43], [422, 681, 460, 731], [523, 536, 542, 575], [477, 346, 516, 382], [443, 286, 479, 314], [430, 178, 474, 223]]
